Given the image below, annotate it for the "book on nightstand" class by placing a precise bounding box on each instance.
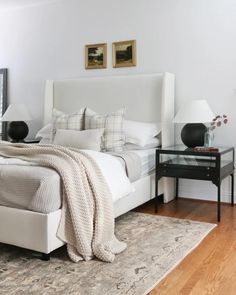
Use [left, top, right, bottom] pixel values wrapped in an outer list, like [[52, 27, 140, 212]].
[[193, 147, 219, 152]]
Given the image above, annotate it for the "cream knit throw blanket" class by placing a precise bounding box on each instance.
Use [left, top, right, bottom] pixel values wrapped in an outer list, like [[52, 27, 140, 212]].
[[0, 142, 127, 262]]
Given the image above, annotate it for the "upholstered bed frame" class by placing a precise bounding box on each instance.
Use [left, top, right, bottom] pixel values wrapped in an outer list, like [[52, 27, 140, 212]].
[[0, 73, 175, 259]]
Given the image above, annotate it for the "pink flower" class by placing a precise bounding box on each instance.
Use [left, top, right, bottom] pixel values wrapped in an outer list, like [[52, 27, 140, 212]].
[[211, 114, 228, 129]]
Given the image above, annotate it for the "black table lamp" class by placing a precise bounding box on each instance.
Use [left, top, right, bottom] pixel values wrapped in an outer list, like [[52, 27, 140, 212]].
[[1, 104, 32, 142], [173, 100, 215, 148]]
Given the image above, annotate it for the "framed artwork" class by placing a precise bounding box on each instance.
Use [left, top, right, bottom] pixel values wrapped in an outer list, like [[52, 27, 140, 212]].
[[0, 69, 7, 140], [85, 43, 107, 69], [112, 40, 136, 68]]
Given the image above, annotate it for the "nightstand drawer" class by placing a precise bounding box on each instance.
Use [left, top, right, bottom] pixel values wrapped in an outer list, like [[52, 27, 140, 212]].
[[157, 166, 216, 181]]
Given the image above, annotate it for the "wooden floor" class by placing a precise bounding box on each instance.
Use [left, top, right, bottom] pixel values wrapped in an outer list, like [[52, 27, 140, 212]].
[[136, 198, 236, 295]]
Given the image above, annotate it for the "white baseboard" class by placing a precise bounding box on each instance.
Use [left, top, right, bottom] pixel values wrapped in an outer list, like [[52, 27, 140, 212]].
[[179, 179, 235, 204]]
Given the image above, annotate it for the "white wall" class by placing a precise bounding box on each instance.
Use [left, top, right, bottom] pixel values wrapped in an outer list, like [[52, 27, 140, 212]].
[[0, 0, 236, 202]]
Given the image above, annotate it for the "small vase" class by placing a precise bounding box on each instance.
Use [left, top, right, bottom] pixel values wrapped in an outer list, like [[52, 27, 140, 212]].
[[204, 128, 214, 147]]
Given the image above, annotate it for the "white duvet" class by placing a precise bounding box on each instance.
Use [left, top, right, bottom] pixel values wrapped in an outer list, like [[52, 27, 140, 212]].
[[0, 149, 134, 203], [83, 150, 135, 201]]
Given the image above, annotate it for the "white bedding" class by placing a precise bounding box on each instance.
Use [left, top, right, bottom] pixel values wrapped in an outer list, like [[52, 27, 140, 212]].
[[0, 148, 155, 214], [131, 148, 156, 177], [0, 149, 134, 213]]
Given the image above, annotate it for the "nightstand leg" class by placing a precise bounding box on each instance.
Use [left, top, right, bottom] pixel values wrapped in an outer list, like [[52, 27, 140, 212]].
[[231, 173, 234, 206], [217, 185, 221, 222], [176, 178, 179, 199], [155, 179, 158, 213]]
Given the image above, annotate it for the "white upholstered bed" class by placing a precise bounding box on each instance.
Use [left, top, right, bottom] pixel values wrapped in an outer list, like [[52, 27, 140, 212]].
[[0, 73, 175, 258]]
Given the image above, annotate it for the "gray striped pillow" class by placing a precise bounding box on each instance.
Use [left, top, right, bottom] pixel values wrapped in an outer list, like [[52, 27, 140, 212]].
[[85, 108, 126, 152]]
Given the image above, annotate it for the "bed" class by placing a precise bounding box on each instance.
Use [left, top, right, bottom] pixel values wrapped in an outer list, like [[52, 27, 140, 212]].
[[0, 73, 175, 259]]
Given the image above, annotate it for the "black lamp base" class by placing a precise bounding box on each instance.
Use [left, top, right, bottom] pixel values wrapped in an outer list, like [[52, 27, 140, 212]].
[[181, 123, 206, 148], [8, 121, 29, 143]]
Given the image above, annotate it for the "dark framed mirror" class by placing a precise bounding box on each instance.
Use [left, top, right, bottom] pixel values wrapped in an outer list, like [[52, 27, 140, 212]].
[[0, 68, 8, 140]]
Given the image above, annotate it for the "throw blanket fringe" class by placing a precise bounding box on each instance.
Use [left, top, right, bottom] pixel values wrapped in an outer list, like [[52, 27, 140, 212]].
[[0, 142, 127, 262]]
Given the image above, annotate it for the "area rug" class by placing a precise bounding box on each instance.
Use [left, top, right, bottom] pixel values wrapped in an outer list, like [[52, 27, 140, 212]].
[[0, 212, 216, 295]]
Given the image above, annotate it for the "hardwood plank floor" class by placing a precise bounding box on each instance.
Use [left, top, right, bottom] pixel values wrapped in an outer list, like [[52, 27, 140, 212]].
[[136, 198, 236, 295]]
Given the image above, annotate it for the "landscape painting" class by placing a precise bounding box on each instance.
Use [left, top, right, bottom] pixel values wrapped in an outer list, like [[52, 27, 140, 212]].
[[112, 40, 136, 68], [85, 43, 107, 69]]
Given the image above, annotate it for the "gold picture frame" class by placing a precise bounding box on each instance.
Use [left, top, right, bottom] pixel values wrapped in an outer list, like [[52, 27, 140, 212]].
[[112, 40, 136, 68], [85, 43, 107, 69]]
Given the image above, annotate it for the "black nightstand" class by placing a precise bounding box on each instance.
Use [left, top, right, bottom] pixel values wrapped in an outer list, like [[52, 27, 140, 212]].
[[155, 145, 235, 222], [24, 139, 40, 144]]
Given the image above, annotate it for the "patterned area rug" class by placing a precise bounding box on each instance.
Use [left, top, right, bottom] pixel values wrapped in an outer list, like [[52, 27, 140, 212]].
[[0, 212, 216, 295]]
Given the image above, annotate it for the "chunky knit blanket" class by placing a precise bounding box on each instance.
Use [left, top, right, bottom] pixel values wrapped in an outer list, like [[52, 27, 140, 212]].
[[0, 142, 127, 262]]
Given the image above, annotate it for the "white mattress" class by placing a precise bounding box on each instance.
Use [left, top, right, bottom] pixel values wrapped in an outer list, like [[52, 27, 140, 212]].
[[0, 149, 155, 213]]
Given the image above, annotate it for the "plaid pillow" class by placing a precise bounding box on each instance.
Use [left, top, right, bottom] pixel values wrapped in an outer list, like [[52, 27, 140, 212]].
[[52, 108, 85, 140], [85, 107, 126, 152]]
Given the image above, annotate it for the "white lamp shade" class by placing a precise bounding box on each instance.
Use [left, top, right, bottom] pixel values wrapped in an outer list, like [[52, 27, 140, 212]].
[[1, 104, 32, 122], [173, 100, 215, 124]]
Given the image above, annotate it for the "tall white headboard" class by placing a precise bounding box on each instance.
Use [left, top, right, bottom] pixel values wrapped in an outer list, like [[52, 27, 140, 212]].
[[44, 72, 175, 148]]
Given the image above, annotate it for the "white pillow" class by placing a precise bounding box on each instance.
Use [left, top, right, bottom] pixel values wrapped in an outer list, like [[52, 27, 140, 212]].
[[123, 137, 161, 150], [35, 109, 68, 140], [124, 120, 161, 147], [36, 124, 52, 139], [39, 138, 52, 144], [53, 128, 104, 151]]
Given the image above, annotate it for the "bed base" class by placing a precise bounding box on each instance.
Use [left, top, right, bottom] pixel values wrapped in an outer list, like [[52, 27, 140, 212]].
[[0, 174, 164, 256], [0, 72, 175, 257], [0, 206, 64, 255]]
